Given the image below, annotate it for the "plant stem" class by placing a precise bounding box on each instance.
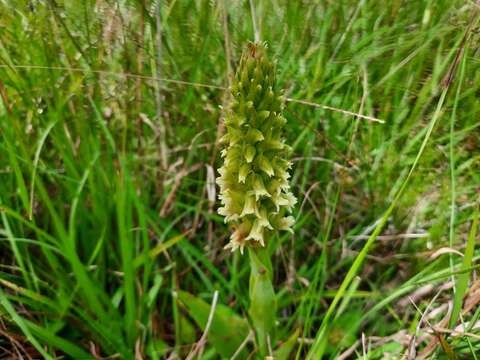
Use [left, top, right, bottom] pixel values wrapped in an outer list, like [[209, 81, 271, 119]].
[[248, 246, 276, 356]]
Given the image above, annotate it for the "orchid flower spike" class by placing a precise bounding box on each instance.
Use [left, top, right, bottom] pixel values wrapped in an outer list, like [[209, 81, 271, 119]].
[[217, 42, 296, 254]]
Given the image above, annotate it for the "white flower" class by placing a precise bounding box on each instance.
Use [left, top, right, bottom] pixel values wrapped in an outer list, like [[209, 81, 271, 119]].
[[246, 220, 265, 246], [240, 195, 257, 217], [224, 224, 249, 254], [277, 216, 295, 233]]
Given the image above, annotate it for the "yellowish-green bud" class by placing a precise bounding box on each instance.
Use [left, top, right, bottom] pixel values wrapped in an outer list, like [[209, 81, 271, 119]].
[[217, 43, 296, 254]]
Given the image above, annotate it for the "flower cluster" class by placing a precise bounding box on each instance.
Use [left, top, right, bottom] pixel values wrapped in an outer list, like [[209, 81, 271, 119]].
[[217, 43, 296, 254]]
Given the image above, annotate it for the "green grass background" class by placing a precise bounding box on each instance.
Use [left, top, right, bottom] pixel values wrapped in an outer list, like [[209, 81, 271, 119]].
[[1, 0, 480, 358]]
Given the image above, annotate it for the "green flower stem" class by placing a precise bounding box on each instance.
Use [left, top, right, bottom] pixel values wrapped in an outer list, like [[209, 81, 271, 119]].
[[248, 246, 276, 356]]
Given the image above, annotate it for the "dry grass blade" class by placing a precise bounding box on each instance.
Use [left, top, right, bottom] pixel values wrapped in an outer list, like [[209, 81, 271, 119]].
[[185, 290, 219, 360], [285, 98, 385, 124]]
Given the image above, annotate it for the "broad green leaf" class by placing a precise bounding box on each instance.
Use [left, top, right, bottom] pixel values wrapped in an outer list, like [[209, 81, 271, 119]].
[[274, 328, 300, 360], [178, 313, 196, 344], [177, 290, 249, 358]]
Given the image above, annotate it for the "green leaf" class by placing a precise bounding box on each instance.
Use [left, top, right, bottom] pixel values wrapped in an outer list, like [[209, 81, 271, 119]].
[[146, 339, 169, 360], [249, 247, 276, 355], [274, 328, 300, 360], [133, 231, 186, 268], [178, 313, 197, 345], [450, 208, 478, 327], [177, 290, 249, 358], [27, 320, 93, 359]]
